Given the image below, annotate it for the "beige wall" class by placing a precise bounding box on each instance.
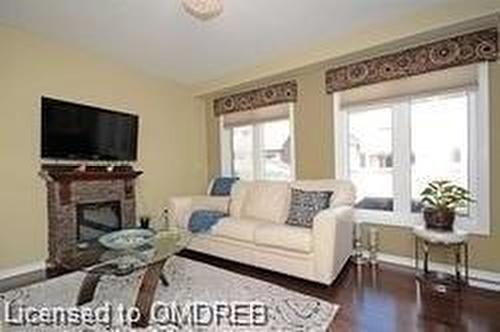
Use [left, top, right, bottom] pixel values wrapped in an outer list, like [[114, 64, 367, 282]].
[[203, 18, 500, 272], [0, 25, 207, 269]]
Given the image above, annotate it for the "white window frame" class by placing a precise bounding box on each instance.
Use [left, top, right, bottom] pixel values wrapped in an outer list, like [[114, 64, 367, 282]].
[[219, 103, 296, 181], [334, 63, 490, 235]]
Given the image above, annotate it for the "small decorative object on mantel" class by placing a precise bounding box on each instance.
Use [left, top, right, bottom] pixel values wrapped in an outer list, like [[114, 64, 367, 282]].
[[76, 163, 87, 172], [420, 180, 474, 231], [106, 163, 114, 172]]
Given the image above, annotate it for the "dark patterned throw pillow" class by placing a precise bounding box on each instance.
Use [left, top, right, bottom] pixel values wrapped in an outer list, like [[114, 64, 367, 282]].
[[285, 188, 333, 228]]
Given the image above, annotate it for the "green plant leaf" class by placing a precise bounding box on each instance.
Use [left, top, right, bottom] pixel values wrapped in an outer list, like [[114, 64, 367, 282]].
[[419, 180, 474, 212]]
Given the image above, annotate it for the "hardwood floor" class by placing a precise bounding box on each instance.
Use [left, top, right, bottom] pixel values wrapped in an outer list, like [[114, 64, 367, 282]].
[[1, 251, 500, 332], [179, 251, 500, 332]]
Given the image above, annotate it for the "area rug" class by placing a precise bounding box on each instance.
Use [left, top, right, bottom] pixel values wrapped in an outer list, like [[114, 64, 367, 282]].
[[0, 257, 338, 331]]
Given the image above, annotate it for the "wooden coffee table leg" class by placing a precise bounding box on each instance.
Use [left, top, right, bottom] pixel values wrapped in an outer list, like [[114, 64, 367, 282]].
[[132, 258, 167, 328], [77, 273, 102, 305]]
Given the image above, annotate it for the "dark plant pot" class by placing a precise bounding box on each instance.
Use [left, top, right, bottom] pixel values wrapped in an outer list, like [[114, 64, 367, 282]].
[[423, 208, 455, 231]]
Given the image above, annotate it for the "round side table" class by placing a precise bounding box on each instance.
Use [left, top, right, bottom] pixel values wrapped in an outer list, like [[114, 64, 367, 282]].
[[413, 226, 469, 288]]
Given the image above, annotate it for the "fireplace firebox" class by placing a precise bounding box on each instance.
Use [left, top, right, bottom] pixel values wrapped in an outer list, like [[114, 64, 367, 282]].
[[76, 201, 122, 243]]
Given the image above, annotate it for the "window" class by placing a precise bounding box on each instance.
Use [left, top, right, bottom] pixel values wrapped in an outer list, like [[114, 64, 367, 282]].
[[220, 104, 295, 181], [232, 125, 254, 180], [335, 64, 490, 234], [410, 92, 469, 214], [348, 106, 393, 211]]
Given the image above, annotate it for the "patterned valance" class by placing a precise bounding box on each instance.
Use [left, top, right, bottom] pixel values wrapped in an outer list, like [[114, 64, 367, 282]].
[[214, 81, 298, 116], [326, 28, 498, 94]]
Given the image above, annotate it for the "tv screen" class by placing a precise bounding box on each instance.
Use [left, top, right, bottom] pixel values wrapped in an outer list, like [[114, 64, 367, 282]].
[[41, 97, 138, 161]]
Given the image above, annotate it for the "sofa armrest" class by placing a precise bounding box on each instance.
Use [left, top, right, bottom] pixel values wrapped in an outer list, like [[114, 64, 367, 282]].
[[167, 196, 230, 229], [312, 206, 354, 284]]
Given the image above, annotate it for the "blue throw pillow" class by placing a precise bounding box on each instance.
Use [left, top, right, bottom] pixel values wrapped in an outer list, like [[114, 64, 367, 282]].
[[210, 177, 239, 196], [188, 210, 228, 233]]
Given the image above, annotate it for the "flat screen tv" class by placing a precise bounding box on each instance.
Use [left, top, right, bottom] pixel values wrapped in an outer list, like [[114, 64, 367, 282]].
[[41, 97, 138, 161]]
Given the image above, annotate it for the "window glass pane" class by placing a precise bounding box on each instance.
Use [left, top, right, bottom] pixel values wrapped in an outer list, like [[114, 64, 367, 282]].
[[260, 120, 292, 180], [232, 125, 254, 180], [348, 107, 393, 211], [411, 92, 469, 212]]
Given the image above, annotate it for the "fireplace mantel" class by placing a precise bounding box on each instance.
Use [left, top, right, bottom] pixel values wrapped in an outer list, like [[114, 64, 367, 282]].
[[40, 170, 143, 182], [40, 164, 143, 183]]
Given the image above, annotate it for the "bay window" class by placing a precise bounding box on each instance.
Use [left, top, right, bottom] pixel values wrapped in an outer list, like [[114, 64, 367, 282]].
[[334, 64, 490, 234]]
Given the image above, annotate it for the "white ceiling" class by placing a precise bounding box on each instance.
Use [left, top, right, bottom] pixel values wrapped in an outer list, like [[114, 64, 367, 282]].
[[0, 0, 452, 85]]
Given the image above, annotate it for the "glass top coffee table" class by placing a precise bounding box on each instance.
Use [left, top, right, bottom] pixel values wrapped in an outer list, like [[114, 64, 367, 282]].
[[62, 227, 192, 328]]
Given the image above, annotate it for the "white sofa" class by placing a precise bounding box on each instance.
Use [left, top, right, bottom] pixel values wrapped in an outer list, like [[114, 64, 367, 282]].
[[167, 179, 356, 285]]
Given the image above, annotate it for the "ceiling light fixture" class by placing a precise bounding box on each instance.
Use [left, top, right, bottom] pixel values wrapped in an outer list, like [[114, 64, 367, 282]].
[[182, 0, 223, 21]]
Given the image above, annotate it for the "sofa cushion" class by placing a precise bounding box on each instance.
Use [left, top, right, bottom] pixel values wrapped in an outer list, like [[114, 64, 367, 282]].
[[210, 177, 239, 196], [254, 224, 312, 253], [211, 217, 263, 242], [240, 181, 290, 223], [285, 188, 333, 228], [228, 181, 249, 218]]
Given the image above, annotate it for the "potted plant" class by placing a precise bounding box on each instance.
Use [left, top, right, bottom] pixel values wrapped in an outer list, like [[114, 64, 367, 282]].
[[420, 180, 474, 231]]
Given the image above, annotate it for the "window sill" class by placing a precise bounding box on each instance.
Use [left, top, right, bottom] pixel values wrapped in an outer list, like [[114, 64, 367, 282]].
[[354, 209, 490, 236], [354, 210, 413, 229]]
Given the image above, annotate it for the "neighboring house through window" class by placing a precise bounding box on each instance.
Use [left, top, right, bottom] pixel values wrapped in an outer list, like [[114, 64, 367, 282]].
[[220, 103, 295, 181], [334, 64, 490, 234]]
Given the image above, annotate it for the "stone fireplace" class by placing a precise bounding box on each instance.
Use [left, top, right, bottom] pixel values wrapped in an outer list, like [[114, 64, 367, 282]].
[[40, 165, 142, 268]]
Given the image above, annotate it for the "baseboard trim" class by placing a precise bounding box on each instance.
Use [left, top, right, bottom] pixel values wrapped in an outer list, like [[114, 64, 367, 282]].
[[0, 262, 46, 281], [378, 252, 500, 291]]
